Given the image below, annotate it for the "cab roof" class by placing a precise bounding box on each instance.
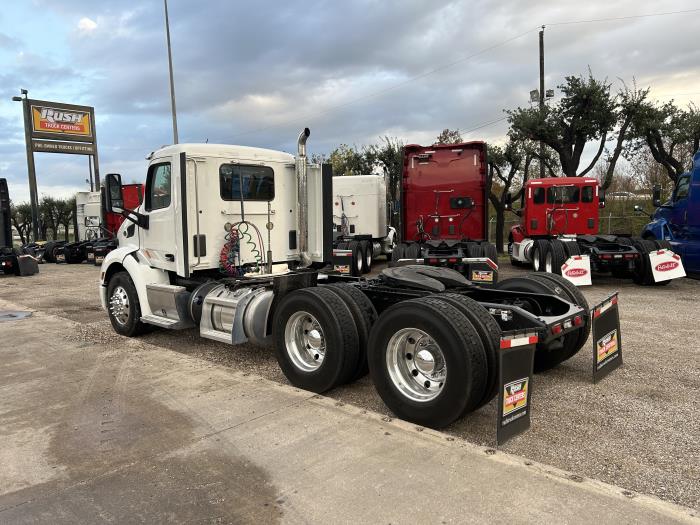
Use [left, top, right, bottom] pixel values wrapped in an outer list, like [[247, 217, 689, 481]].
[[150, 143, 295, 164], [525, 177, 598, 187]]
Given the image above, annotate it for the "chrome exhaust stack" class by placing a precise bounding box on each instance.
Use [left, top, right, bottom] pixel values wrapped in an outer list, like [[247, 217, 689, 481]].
[[296, 127, 311, 266]]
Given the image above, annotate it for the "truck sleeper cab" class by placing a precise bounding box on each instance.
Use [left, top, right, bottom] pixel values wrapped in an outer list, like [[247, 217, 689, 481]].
[[99, 129, 594, 430], [392, 142, 498, 281]]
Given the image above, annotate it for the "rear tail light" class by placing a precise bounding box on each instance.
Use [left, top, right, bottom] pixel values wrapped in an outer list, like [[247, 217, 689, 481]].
[[551, 323, 562, 335], [600, 254, 612, 260], [624, 253, 637, 259], [573, 315, 583, 327], [428, 258, 438, 264], [447, 257, 457, 263]]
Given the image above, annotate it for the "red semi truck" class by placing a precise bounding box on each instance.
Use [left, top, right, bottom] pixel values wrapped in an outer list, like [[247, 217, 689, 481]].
[[508, 176, 685, 285], [391, 141, 498, 281]]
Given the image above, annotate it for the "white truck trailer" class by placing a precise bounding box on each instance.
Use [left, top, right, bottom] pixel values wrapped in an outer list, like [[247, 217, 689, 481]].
[[332, 174, 396, 274], [99, 128, 593, 428]]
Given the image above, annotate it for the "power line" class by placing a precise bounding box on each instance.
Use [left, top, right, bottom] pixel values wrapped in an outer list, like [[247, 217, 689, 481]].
[[546, 7, 700, 26], [231, 7, 700, 141]]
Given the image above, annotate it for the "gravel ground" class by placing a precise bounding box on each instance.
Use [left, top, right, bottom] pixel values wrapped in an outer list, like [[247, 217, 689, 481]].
[[2, 261, 699, 510]]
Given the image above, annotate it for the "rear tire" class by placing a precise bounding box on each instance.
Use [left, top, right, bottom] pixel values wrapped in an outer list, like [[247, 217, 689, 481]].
[[531, 239, 550, 272], [429, 293, 500, 410], [107, 271, 151, 337], [43, 241, 56, 263], [273, 287, 360, 392], [347, 240, 364, 276], [367, 297, 488, 428], [546, 239, 567, 275], [324, 283, 378, 381], [562, 240, 581, 257], [405, 243, 421, 259], [360, 240, 372, 273], [482, 243, 498, 264], [631, 238, 657, 285], [391, 242, 406, 262]]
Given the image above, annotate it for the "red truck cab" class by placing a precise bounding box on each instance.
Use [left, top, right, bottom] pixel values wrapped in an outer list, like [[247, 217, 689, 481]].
[[511, 177, 600, 243]]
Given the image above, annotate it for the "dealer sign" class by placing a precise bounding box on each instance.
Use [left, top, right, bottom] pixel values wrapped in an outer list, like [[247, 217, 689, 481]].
[[28, 99, 95, 143]]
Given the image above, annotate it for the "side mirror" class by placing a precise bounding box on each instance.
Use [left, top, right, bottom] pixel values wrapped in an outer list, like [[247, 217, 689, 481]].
[[652, 185, 661, 208], [598, 187, 606, 209], [633, 205, 641, 213], [105, 173, 124, 212], [504, 192, 513, 211]]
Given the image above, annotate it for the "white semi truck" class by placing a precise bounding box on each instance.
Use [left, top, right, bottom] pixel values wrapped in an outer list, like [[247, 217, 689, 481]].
[[332, 174, 396, 275], [100, 128, 593, 428]]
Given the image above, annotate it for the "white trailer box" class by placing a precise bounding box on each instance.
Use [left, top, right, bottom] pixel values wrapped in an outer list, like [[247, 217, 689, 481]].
[[75, 191, 102, 241], [333, 175, 387, 239]]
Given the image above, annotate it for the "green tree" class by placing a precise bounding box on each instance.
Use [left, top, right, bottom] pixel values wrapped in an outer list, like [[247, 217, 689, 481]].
[[39, 196, 60, 240], [55, 197, 75, 241], [508, 72, 617, 177], [626, 100, 700, 182], [368, 136, 405, 231], [435, 128, 463, 145], [328, 144, 376, 176], [10, 201, 33, 244]]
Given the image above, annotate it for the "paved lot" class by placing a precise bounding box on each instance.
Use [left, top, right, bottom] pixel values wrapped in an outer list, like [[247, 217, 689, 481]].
[[1, 293, 698, 524], [1, 261, 699, 513]]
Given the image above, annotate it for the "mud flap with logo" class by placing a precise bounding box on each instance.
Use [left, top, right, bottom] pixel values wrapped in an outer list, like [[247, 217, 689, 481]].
[[649, 249, 686, 282], [561, 255, 591, 286], [497, 330, 538, 446], [591, 292, 622, 383], [332, 249, 352, 275]]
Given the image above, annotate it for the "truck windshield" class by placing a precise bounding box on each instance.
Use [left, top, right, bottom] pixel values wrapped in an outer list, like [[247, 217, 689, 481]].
[[220, 164, 274, 201], [547, 186, 579, 204]]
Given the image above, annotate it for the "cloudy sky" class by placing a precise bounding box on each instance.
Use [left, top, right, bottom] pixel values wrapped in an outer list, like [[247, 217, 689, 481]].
[[1, 0, 699, 202]]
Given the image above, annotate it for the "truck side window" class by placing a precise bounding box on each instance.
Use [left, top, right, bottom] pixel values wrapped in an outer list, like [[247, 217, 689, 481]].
[[220, 164, 274, 201], [674, 176, 690, 201], [145, 163, 172, 211], [532, 187, 545, 204], [581, 186, 594, 203]]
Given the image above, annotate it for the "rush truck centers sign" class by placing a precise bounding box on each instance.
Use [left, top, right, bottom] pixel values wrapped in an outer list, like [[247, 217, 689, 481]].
[[28, 99, 96, 143]]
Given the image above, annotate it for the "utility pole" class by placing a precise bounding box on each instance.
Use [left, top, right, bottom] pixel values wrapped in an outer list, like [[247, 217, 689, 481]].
[[163, 0, 179, 144], [539, 26, 545, 178]]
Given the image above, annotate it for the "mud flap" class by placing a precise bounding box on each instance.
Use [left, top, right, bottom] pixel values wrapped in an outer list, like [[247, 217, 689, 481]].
[[590, 293, 622, 383], [561, 255, 591, 286], [332, 249, 353, 275], [649, 249, 686, 282], [497, 330, 538, 446]]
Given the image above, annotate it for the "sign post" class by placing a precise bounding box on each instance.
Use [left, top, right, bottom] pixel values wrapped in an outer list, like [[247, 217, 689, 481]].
[[14, 92, 99, 241]]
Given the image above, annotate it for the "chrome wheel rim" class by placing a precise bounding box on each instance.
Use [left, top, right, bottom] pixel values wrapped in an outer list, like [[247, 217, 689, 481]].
[[533, 249, 541, 271], [355, 251, 364, 273], [109, 286, 130, 326], [366, 249, 372, 269], [284, 311, 326, 372], [386, 328, 446, 402], [545, 251, 553, 273]]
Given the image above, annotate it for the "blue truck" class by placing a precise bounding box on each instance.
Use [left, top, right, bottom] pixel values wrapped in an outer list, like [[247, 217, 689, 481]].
[[638, 150, 700, 274]]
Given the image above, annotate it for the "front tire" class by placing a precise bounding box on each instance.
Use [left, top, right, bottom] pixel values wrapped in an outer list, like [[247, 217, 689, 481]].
[[107, 271, 150, 337]]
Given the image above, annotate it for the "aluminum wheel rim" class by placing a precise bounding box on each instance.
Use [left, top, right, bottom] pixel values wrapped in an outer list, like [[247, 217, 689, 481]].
[[355, 251, 364, 273], [109, 286, 130, 326], [545, 251, 553, 273], [386, 328, 446, 402], [284, 311, 326, 372], [533, 249, 541, 270], [366, 249, 372, 268]]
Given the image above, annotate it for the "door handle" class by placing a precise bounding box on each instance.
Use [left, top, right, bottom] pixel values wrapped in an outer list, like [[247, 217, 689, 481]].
[[165, 253, 175, 262]]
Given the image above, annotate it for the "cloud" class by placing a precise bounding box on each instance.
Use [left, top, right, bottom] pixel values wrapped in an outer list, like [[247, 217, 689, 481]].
[[77, 17, 98, 33]]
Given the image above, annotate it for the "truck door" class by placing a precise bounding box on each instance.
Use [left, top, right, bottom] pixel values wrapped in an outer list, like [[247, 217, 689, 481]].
[[681, 172, 700, 271], [139, 155, 180, 273], [670, 175, 690, 240]]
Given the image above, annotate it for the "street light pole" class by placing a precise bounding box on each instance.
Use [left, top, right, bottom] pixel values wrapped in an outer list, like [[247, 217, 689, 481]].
[[539, 26, 545, 178], [13, 89, 40, 241], [163, 0, 179, 144]]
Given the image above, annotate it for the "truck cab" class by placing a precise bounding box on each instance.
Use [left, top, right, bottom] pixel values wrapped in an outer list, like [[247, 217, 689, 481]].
[[511, 177, 600, 243], [641, 150, 700, 273]]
